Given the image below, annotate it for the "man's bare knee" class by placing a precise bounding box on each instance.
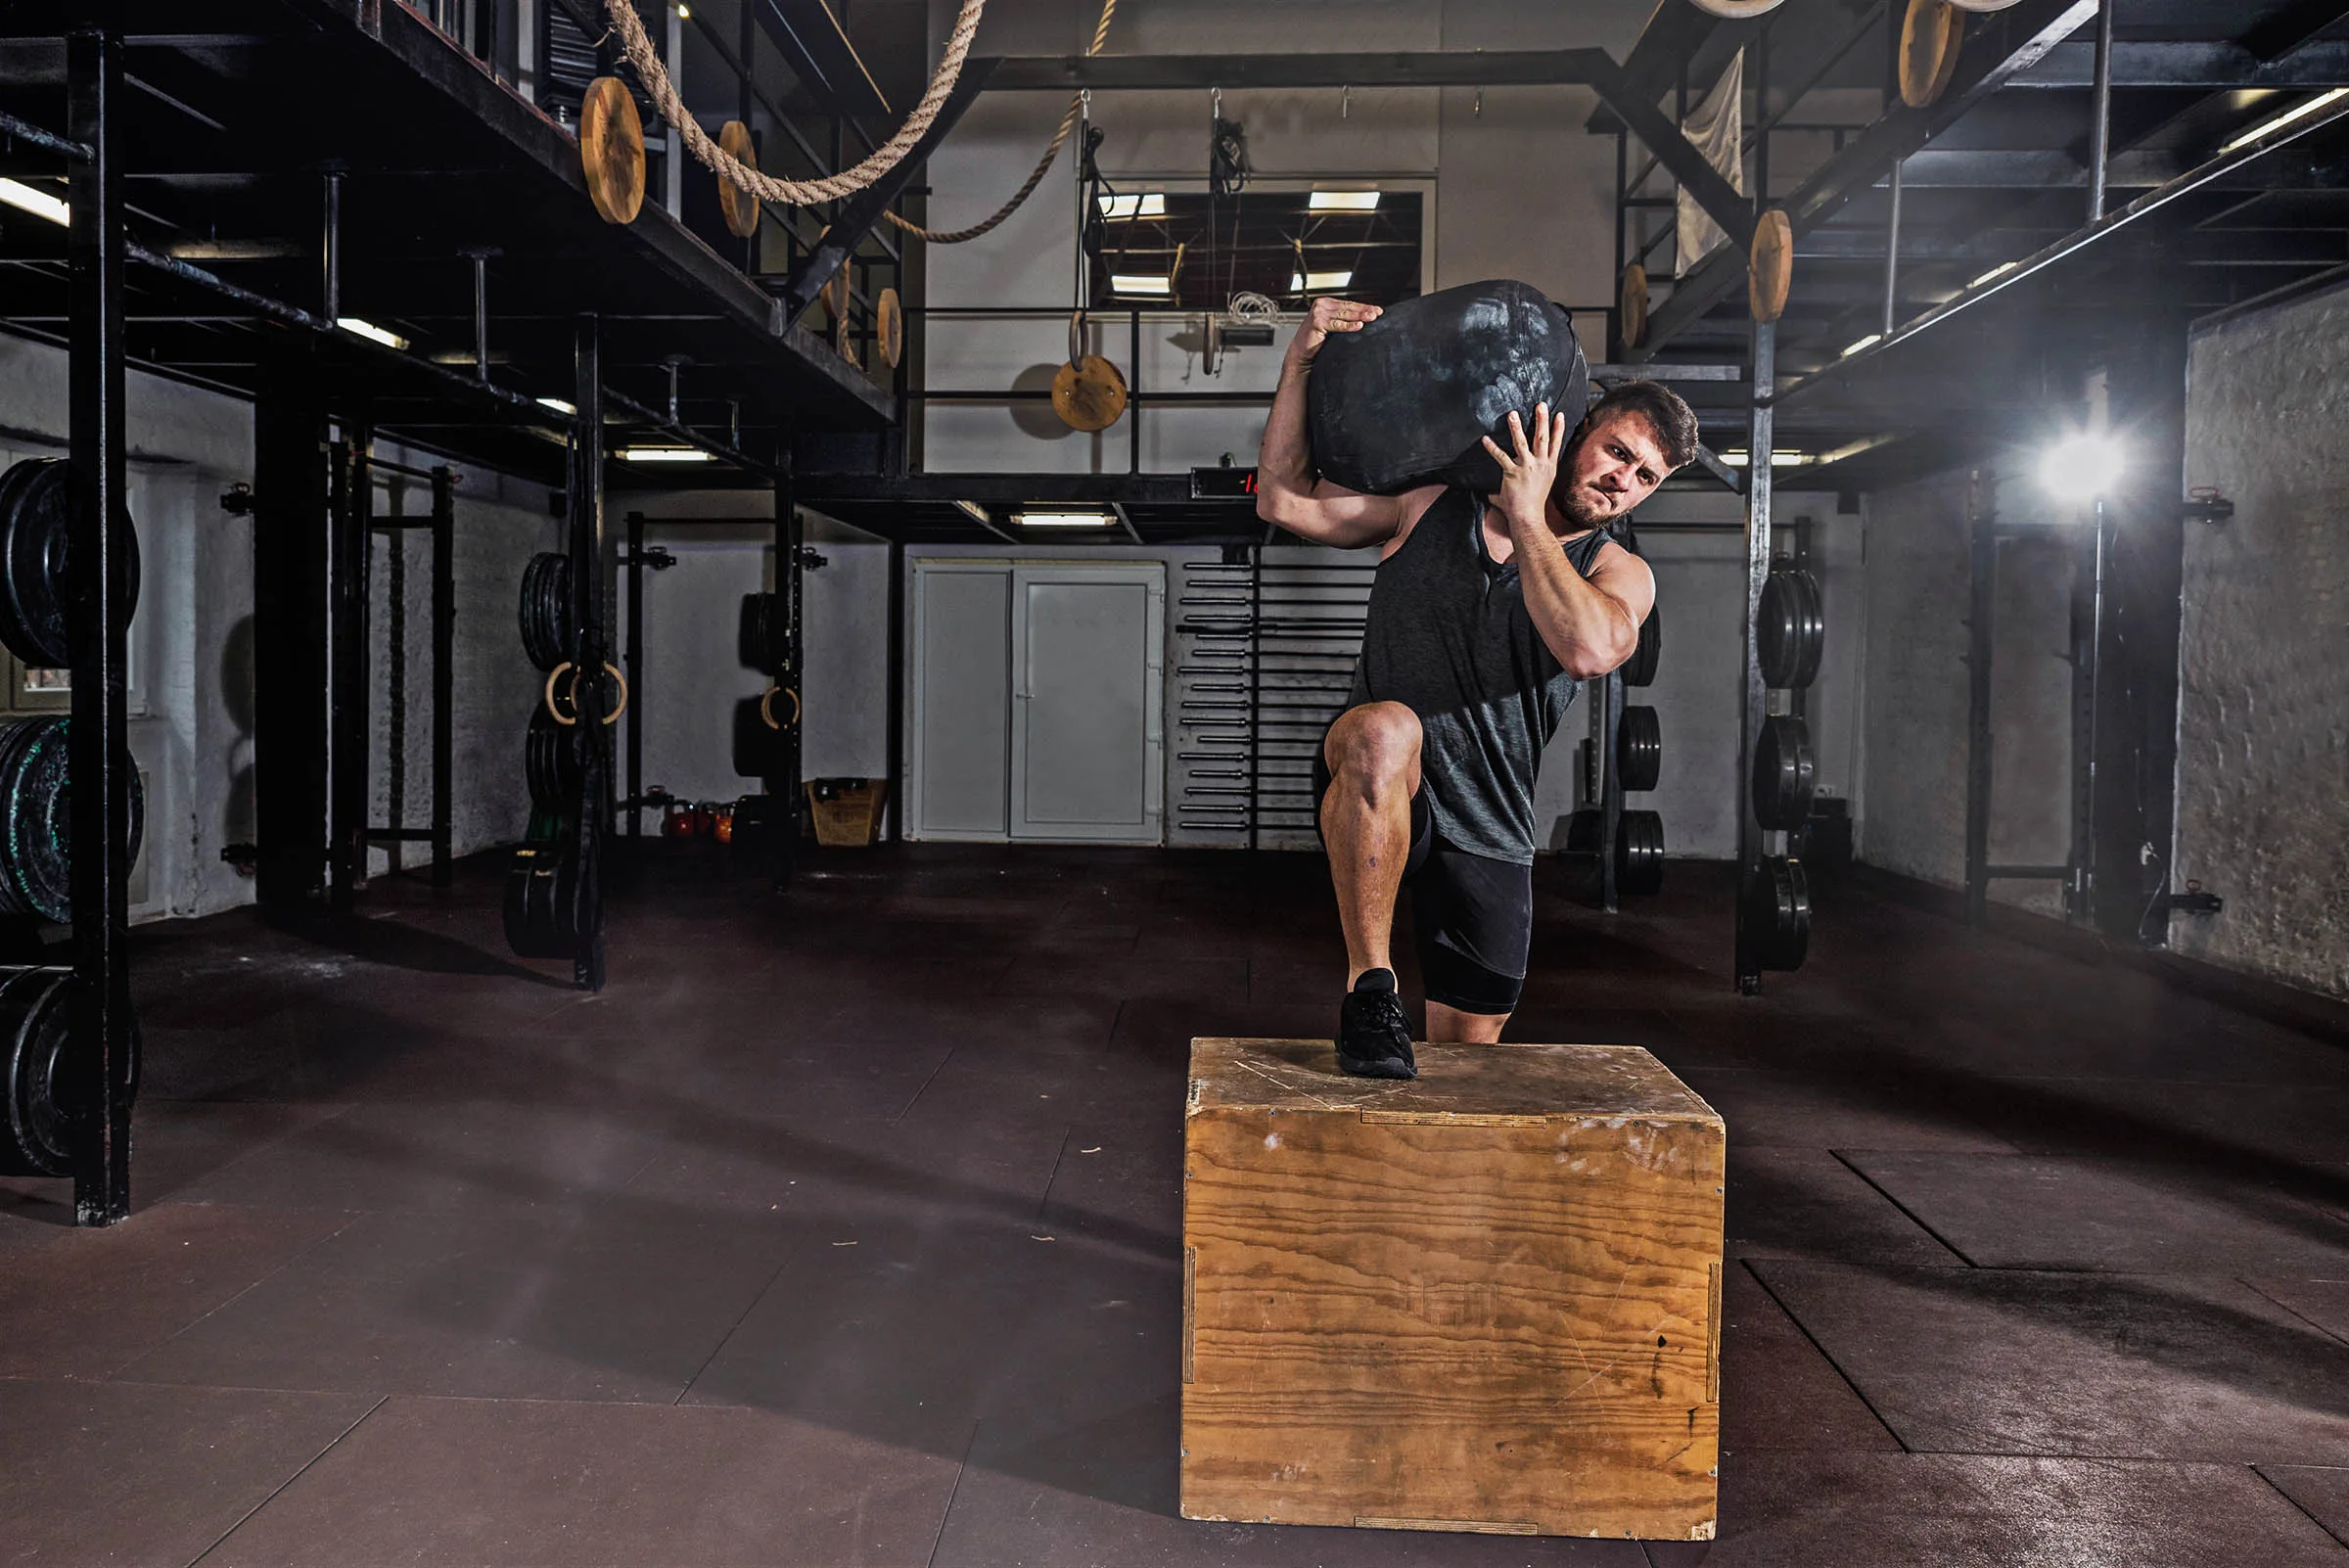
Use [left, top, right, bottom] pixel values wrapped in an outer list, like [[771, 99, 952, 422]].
[[1326, 704, 1421, 802]]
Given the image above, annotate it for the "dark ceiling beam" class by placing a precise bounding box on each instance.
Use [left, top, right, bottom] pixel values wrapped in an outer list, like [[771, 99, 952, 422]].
[[748, 0, 893, 120], [777, 56, 993, 324], [1774, 84, 2349, 405], [2239, 0, 2349, 63], [2009, 38, 2349, 88], [797, 472, 1211, 506], [1635, 0, 2100, 359], [1582, 1, 1757, 133], [1584, 51, 1753, 250], [1795, 224, 2349, 266], [984, 49, 1613, 91]]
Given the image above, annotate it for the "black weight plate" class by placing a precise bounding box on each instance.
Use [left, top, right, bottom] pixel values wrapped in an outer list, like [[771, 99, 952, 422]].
[[731, 695, 779, 778], [0, 966, 64, 1175], [1616, 807, 1665, 897], [0, 458, 142, 671], [1623, 603, 1661, 687], [1751, 714, 1817, 830], [525, 708, 581, 813], [1743, 854, 1812, 971], [1617, 705, 1662, 793], [738, 592, 790, 674], [1789, 569, 1825, 690], [0, 717, 146, 925], [520, 553, 572, 670], [504, 841, 577, 959]]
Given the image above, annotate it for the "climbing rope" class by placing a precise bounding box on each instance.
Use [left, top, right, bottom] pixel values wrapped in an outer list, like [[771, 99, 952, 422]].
[[884, 0, 1119, 244], [604, 0, 988, 206]]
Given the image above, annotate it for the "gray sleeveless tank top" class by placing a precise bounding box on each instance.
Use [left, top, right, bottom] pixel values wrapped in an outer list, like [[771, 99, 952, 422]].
[[1346, 486, 1615, 864]]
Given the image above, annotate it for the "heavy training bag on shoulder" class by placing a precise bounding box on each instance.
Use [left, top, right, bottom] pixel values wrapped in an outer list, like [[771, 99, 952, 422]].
[[1307, 278, 1590, 496]]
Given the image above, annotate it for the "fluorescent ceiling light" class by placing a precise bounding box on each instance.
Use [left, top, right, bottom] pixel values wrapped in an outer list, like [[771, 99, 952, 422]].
[[674, 2, 690, 15], [1718, 451, 1816, 468], [0, 178, 68, 227], [1969, 260, 2018, 290], [1097, 193, 1166, 220], [1015, 509, 1116, 529], [536, 396, 576, 415], [337, 316, 409, 350], [1289, 270, 1354, 293], [1308, 190, 1380, 211], [952, 499, 991, 524], [1841, 333, 1882, 358], [622, 446, 713, 463], [1110, 274, 1172, 297], [2218, 87, 2349, 156], [2039, 433, 2124, 502]]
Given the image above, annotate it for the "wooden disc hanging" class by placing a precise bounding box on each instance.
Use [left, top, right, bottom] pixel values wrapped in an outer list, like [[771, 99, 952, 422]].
[[579, 77, 646, 225], [1899, 0, 1964, 110], [717, 120, 760, 239], [1687, 0, 1786, 14], [1748, 209, 1793, 323], [876, 287, 904, 368], [1619, 262, 1649, 350]]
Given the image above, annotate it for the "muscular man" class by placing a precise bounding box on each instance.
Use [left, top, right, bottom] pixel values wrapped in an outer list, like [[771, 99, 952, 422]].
[[1257, 297, 1697, 1078]]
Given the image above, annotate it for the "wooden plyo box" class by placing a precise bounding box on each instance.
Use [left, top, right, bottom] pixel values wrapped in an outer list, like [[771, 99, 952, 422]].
[[1180, 1038, 1726, 1543]]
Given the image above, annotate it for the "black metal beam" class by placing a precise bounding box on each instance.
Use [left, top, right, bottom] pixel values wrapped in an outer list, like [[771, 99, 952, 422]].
[[1637, 0, 2100, 358], [569, 314, 608, 992], [66, 24, 133, 1227], [1584, 50, 1753, 252], [984, 48, 1613, 92], [327, 430, 369, 912], [749, 0, 892, 119], [777, 57, 996, 324], [253, 347, 330, 912], [1774, 84, 2349, 404], [2010, 38, 2349, 87], [2240, 0, 2349, 63], [430, 465, 453, 886]]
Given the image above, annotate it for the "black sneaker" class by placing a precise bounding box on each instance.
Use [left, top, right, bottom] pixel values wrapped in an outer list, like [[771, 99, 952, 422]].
[[1337, 969, 1417, 1079]]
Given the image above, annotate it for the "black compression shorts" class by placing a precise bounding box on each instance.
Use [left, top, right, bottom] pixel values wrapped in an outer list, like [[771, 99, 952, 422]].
[[1313, 751, 1533, 1016]]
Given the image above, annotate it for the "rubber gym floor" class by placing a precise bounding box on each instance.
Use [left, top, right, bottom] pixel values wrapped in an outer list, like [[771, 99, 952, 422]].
[[5, 842, 2349, 1566]]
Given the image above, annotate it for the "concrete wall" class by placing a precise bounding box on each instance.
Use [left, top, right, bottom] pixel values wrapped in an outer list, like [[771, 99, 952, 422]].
[[1853, 467, 2074, 919], [0, 331, 558, 922], [2177, 287, 2349, 1000]]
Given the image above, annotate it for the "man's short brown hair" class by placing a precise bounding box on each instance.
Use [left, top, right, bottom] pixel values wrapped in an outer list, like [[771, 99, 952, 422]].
[[1584, 381, 1701, 470]]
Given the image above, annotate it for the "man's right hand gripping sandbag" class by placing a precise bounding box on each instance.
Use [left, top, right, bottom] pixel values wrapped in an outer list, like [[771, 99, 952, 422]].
[[1306, 278, 1591, 497]]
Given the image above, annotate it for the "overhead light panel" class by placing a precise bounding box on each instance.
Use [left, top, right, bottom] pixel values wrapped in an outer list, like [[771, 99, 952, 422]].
[[1308, 190, 1380, 211], [1111, 274, 1172, 297], [536, 396, 576, 416], [1841, 333, 1882, 358], [2218, 87, 2349, 157], [1097, 193, 1166, 220], [0, 178, 69, 227], [1969, 260, 2018, 290], [337, 316, 410, 350], [622, 446, 714, 463], [1014, 508, 1117, 529], [1290, 270, 1354, 293], [1719, 451, 1817, 468]]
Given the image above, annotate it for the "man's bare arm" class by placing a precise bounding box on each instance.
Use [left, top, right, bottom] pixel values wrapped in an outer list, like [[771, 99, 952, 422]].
[[1256, 298, 1408, 548]]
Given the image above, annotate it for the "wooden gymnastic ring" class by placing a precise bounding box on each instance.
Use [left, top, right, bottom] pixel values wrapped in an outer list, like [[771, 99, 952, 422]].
[[1899, 0, 1963, 110], [760, 684, 800, 731], [717, 119, 761, 239], [543, 661, 578, 726], [1748, 208, 1793, 323], [1620, 263, 1649, 350], [600, 662, 628, 725], [579, 77, 646, 225], [877, 287, 904, 368]]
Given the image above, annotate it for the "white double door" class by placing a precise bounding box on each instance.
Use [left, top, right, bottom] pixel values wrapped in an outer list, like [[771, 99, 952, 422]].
[[910, 561, 1165, 844]]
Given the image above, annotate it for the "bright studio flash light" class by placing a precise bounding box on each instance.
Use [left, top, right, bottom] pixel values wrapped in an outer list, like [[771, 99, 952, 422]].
[[2040, 433, 2125, 502]]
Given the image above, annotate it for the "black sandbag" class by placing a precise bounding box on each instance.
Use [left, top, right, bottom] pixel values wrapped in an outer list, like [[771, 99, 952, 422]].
[[1308, 278, 1590, 496]]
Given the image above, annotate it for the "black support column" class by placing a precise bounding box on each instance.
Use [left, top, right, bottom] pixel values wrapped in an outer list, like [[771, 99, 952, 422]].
[[1962, 469, 1996, 927], [67, 25, 133, 1225], [767, 467, 801, 888], [253, 354, 330, 909], [569, 317, 610, 991], [1731, 320, 1776, 993], [430, 467, 455, 886], [327, 427, 371, 911], [2090, 316, 2189, 945]]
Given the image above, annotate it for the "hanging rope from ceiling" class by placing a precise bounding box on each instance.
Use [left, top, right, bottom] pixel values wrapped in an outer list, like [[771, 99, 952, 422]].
[[886, 0, 1120, 244], [603, 0, 988, 205]]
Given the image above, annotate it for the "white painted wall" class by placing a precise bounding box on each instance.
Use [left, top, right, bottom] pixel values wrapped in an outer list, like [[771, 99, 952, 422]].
[[2177, 286, 2349, 1001], [0, 331, 560, 922]]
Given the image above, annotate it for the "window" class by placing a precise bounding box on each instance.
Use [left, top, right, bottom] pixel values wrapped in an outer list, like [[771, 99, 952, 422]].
[[1086, 190, 1424, 312]]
